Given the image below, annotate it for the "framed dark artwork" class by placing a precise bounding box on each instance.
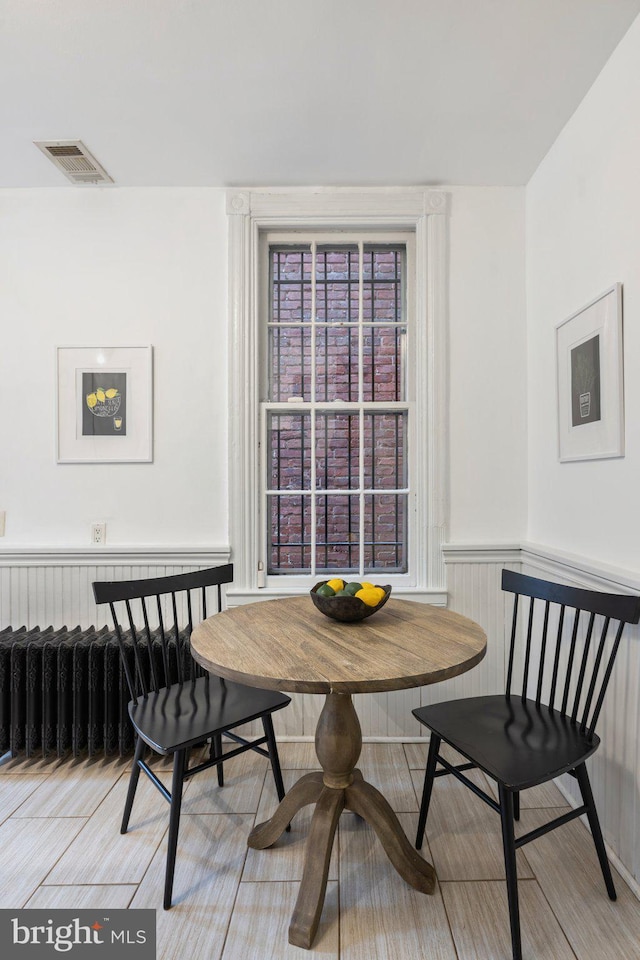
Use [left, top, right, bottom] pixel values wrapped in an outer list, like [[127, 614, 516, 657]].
[[57, 346, 153, 462], [556, 285, 623, 461]]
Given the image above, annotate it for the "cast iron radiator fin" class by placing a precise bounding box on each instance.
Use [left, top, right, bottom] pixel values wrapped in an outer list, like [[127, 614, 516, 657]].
[[0, 625, 196, 759]]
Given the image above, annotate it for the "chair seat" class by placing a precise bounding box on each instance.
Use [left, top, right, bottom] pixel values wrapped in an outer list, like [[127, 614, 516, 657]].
[[413, 695, 600, 791], [129, 674, 291, 755]]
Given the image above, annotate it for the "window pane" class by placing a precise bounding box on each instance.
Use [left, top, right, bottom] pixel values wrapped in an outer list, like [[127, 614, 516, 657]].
[[363, 413, 407, 490], [268, 327, 312, 401], [315, 326, 359, 402], [271, 249, 312, 323], [363, 494, 407, 572], [362, 326, 405, 402], [315, 413, 359, 490], [315, 494, 360, 573], [268, 413, 311, 491], [268, 495, 311, 573], [362, 247, 403, 323], [316, 246, 359, 323]]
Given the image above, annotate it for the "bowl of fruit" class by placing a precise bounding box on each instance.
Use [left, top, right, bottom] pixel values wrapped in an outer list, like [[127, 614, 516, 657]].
[[310, 578, 391, 622]]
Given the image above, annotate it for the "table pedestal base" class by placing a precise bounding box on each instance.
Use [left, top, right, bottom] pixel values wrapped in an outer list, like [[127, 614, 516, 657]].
[[247, 692, 436, 949]]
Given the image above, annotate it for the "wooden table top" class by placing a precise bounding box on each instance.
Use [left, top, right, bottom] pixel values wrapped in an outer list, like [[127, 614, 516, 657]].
[[190, 596, 487, 695]]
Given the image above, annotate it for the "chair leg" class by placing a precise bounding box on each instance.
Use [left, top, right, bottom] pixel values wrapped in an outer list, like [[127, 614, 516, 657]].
[[262, 714, 286, 802], [415, 734, 440, 850], [210, 734, 224, 787], [575, 763, 617, 901], [121, 735, 145, 834], [499, 784, 522, 960], [164, 748, 187, 910], [513, 791, 520, 821]]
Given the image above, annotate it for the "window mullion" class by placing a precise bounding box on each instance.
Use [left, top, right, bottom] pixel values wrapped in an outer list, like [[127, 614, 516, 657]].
[[310, 241, 317, 579], [358, 241, 365, 578]]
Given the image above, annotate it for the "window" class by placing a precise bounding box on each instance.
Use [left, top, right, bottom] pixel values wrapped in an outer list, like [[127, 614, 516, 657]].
[[263, 239, 410, 580], [227, 188, 448, 601]]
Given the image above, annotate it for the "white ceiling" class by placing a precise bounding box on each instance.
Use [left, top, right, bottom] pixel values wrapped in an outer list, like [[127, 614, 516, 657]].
[[2, 0, 639, 188]]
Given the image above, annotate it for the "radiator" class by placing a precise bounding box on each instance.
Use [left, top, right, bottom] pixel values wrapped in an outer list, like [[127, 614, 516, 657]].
[[0, 624, 194, 759]]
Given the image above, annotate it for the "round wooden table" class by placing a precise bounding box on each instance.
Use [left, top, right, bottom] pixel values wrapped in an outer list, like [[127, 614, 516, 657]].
[[191, 596, 486, 949]]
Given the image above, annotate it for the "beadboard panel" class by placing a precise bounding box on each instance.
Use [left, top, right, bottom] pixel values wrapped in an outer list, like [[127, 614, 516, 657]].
[[0, 558, 224, 631]]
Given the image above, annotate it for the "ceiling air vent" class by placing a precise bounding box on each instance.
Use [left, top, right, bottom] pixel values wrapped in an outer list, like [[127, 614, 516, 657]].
[[34, 140, 114, 184]]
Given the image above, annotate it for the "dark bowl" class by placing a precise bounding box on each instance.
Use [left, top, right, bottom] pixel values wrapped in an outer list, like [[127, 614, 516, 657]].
[[310, 582, 392, 622]]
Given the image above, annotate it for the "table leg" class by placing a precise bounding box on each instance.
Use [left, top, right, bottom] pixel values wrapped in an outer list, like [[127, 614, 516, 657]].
[[248, 691, 436, 949], [248, 771, 324, 848], [345, 777, 436, 893], [289, 785, 344, 948]]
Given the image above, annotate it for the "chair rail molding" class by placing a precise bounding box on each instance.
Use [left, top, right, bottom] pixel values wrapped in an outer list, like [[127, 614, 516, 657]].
[[0, 545, 230, 568]]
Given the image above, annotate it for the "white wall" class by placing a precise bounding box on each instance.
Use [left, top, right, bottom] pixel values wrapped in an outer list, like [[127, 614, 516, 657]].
[[0, 188, 229, 547], [526, 14, 640, 572], [448, 187, 527, 542], [0, 185, 527, 553]]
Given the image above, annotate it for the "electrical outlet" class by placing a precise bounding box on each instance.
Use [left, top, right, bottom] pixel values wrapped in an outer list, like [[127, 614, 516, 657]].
[[0, 511, 5, 537], [91, 522, 106, 545]]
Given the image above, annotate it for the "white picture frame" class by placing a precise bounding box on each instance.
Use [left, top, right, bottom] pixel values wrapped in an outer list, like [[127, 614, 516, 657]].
[[556, 284, 624, 462], [56, 345, 153, 463]]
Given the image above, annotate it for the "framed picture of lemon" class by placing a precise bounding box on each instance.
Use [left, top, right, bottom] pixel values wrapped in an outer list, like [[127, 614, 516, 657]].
[[82, 371, 127, 436], [56, 346, 153, 463]]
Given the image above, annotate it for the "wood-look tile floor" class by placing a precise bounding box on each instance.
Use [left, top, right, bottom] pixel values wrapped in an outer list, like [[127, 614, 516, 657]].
[[2, 742, 639, 960]]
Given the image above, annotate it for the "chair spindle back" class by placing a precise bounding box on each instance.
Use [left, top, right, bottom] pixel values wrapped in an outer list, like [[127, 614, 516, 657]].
[[93, 564, 233, 704], [502, 570, 640, 738]]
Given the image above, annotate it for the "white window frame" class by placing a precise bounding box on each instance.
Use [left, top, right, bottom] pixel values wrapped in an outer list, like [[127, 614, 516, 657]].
[[227, 188, 449, 604]]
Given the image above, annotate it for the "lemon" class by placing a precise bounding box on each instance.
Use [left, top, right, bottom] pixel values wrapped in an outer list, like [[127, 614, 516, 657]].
[[105, 388, 118, 398], [86, 393, 97, 408], [326, 578, 345, 593], [355, 587, 384, 607], [360, 581, 375, 590], [96, 388, 106, 402]]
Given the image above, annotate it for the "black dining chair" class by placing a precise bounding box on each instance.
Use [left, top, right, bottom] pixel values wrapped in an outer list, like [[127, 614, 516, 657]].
[[413, 569, 640, 960], [92, 563, 291, 909]]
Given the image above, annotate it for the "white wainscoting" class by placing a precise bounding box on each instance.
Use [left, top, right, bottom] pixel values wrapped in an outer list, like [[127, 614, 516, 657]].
[[0, 547, 230, 631]]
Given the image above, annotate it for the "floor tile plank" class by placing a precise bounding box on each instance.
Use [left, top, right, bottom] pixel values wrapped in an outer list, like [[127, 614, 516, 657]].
[[517, 809, 640, 960], [45, 771, 170, 885], [131, 813, 253, 960], [0, 817, 86, 907], [409, 768, 534, 881], [12, 757, 124, 818], [181, 750, 267, 815], [339, 811, 457, 960], [0, 774, 50, 822], [223, 881, 339, 960], [276, 742, 318, 769], [357, 743, 418, 813], [25, 884, 137, 908], [442, 878, 577, 960]]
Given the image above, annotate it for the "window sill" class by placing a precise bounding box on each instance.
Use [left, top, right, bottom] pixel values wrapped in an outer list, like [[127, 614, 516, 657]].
[[226, 587, 448, 608]]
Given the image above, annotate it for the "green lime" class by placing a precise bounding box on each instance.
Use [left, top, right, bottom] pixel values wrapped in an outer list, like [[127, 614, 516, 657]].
[[344, 582, 363, 596], [334, 589, 351, 597], [316, 584, 336, 597]]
